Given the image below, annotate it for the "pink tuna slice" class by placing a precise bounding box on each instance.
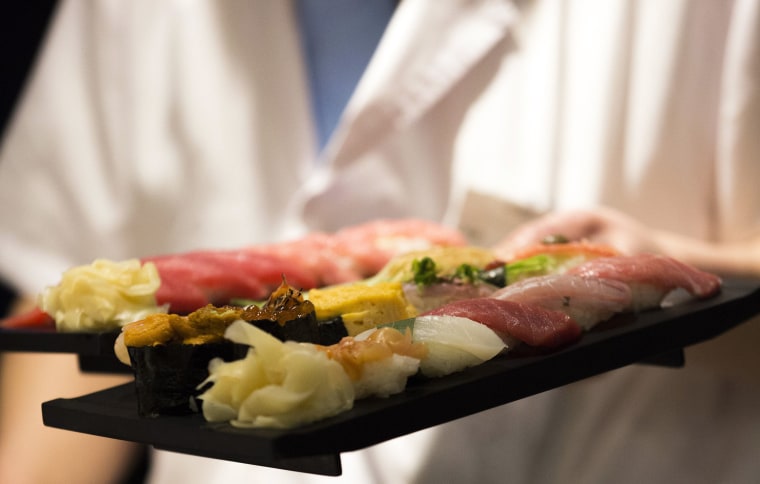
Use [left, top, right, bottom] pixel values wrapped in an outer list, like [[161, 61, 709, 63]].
[[567, 254, 722, 299], [144, 249, 318, 314], [259, 233, 365, 286], [331, 218, 468, 276], [142, 219, 468, 314], [423, 298, 582, 349]]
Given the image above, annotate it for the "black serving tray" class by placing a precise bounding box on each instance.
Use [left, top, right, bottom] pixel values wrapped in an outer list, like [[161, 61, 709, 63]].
[[0, 326, 129, 373], [41, 278, 760, 476]]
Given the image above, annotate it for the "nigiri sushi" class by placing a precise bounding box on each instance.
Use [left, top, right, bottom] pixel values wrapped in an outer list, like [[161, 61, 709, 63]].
[[505, 240, 621, 263], [369, 246, 498, 284], [368, 246, 505, 312], [402, 281, 499, 314], [423, 298, 583, 349], [567, 253, 722, 311], [306, 282, 417, 336], [367, 315, 508, 378], [493, 240, 622, 284], [492, 274, 632, 330]]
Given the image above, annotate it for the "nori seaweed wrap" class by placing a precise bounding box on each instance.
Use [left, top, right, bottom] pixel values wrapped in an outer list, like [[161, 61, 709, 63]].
[[240, 278, 348, 345], [128, 341, 247, 417], [123, 307, 249, 417], [315, 316, 349, 345], [123, 278, 348, 417]]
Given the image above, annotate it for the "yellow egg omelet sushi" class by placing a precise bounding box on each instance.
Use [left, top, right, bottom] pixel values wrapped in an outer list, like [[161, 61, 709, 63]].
[[307, 282, 417, 336]]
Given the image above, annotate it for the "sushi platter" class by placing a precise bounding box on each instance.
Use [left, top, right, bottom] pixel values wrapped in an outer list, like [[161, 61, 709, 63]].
[[41, 277, 760, 476]]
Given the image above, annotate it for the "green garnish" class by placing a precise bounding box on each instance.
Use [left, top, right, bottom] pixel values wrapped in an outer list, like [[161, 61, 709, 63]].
[[411, 257, 499, 287], [412, 257, 440, 287], [505, 254, 558, 284], [454, 263, 478, 283]]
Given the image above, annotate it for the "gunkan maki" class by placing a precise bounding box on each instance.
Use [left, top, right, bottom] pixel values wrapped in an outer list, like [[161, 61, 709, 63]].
[[120, 279, 347, 417]]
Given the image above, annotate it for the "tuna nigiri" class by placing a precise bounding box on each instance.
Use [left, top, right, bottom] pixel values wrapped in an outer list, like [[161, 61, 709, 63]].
[[567, 253, 722, 311], [423, 298, 583, 349]]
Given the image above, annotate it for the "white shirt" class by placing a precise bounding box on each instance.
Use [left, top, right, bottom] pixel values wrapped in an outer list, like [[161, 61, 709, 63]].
[[1, 0, 759, 482]]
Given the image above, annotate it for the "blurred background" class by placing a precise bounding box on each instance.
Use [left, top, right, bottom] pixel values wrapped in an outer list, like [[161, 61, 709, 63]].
[[0, 3, 58, 317]]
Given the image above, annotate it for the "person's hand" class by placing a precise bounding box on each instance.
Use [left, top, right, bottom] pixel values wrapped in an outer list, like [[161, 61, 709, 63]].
[[493, 207, 665, 259]]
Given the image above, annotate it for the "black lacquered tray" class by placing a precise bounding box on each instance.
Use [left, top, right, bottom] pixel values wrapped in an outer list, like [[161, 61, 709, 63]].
[[41, 278, 760, 476], [0, 326, 128, 373]]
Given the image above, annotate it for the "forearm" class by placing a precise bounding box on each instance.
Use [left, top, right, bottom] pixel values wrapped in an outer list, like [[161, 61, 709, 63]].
[[0, 298, 141, 484], [655, 231, 760, 278], [494, 208, 760, 278]]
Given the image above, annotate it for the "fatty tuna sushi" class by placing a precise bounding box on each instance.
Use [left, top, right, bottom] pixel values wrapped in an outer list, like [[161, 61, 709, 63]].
[[567, 254, 722, 311]]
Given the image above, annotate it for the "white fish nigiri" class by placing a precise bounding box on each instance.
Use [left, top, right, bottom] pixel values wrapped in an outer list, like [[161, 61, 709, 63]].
[[492, 274, 632, 330], [361, 316, 508, 378], [416, 315, 508, 377]]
